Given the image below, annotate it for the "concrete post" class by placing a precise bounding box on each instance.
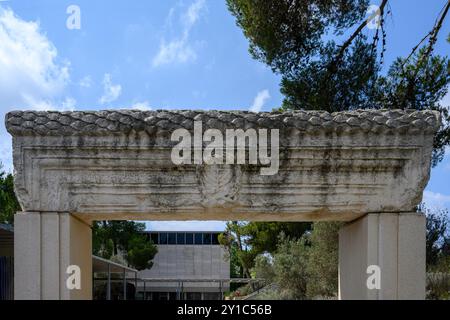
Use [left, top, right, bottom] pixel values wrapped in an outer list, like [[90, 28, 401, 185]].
[[14, 212, 92, 300], [338, 212, 426, 300]]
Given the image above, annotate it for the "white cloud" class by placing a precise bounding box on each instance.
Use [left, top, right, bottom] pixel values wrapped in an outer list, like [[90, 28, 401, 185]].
[[423, 190, 450, 210], [152, 38, 196, 67], [0, 137, 12, 172], [17, 96, 75, 112], [182, 0, 205, 30], [79, 75, 92, 88], [164, 6, 176, 30], [99, 73, 122, 105], [0, 7, 70, 110], [250, 89, 271, 112], [0, 7, 71, 172], [130, 101, 151, 111], [152, 0, 206, 67], [61, 97, 76, 111]]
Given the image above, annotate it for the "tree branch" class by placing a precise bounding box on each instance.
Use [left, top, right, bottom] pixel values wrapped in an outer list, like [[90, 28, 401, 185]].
[[420, 0, 450, 67], [334, 0, 388, 64]]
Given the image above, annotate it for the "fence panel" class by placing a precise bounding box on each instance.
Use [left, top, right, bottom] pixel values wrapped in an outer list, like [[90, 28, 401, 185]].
[[0, 256, 14, 300]]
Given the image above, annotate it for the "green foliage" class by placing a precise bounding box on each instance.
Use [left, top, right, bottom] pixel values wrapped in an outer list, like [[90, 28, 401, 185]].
[[92, 222, 114, 258], [219, 221, 252, 278], [281, 37, 379, 112], [227, 0, 450, 165], [219, 221, 311, 278], [227, 0, 374, 112], [374, 49, 450, 165], [226, 0, 369, 76], [0, 163, 21, 225], [228, 244, 244, 279], [376, 49, 449, 110], [92, 221, 157, 271], [270, 234, 310, 299], [305, 222, 342, 298], [127, 234, 158, 270], [427, 272, 450, 300], [423, 206, 450, 268], [252, 223, 340, 299], [430, 254, 450, 274], [242, 222, 311, 254], [253, 254, 275, 282]]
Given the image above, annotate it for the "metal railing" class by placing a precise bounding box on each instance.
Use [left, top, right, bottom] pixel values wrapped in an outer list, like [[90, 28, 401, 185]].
[[92, 276, 264, 300], [0, 257, 13, 300]]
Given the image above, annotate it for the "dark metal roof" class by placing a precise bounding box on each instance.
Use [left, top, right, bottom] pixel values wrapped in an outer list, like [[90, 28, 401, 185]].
[[92, 255, 138, 274]]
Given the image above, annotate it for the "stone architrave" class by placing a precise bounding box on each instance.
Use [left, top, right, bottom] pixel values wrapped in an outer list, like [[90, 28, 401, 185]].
[[6, 109, 439, 222]]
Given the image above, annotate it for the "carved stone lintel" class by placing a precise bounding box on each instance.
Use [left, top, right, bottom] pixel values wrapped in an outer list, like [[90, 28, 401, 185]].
[[5, 109, 439, 222]]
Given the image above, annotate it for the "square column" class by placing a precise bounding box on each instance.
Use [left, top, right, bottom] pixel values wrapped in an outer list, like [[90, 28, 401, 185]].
[[14, 212, 92, 300], [338, 212, 425, 300]]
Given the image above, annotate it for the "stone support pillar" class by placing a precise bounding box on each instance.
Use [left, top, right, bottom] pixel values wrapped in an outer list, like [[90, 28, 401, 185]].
[[14, 212, 92, 300], [338, 212, 426, 300]]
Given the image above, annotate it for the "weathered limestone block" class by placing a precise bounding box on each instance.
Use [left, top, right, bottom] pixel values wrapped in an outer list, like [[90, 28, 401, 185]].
[[6, 109, 440, 222]]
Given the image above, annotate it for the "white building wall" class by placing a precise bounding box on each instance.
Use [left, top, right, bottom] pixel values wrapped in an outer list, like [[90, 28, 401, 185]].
[[140, 245, 229, 279], [138, 244, 230, 293]]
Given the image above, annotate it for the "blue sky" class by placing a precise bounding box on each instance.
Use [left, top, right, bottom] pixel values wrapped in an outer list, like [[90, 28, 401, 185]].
[[0, 0, 449, 231]]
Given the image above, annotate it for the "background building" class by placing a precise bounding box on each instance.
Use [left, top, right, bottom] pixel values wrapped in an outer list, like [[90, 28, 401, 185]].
[[0, 224, 14, 300], [137, 231, 230, 300]]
